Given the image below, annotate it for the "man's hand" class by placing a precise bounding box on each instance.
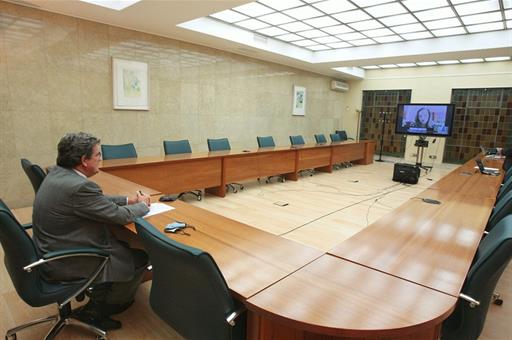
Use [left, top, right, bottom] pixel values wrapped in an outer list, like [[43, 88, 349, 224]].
[[128, 191, 151, 207]]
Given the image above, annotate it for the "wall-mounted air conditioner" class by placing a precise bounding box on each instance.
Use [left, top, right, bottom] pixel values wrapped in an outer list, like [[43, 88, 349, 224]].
[[331, 80, 349, 92]]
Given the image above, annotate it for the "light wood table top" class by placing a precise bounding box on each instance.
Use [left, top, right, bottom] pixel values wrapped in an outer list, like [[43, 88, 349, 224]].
[[92, 171, 161, 197], [127, 200, 324, 300], [246, 254, 457, 338]]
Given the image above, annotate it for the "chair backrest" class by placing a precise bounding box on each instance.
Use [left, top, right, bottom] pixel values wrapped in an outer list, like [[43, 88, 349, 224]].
[[497, 175, 512, 202], [163, 140, 192, 155], [134, 218, 244, 340], [441, 215, 512, 340], [330, 133, 342, 142], [101, 143, 137, 160], [0, 200, 43, 306], [314, 134, 327, 144], [207, 138, 231, 152], [256, 136, 275, 148], [487, 190, 512, 231], [335, 130, 348, 141], [20, 159, 47, 194], [289, 135, 305, 146]]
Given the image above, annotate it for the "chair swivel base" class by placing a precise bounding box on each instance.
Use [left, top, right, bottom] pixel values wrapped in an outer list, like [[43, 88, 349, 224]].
[[178, 190, 202, 201], [226, 183, 244, 193]]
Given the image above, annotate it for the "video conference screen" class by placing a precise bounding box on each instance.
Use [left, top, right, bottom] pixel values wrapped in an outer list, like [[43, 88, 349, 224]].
[[395, 103, 455, 137]]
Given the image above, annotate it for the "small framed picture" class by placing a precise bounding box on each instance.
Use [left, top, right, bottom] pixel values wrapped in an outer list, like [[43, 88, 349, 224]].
[[292, 85, 306, 116], [112, 58, 149, 110]]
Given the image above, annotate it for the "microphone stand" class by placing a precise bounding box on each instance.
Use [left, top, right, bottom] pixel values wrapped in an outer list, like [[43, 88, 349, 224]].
[[376, 111, 389, 162]]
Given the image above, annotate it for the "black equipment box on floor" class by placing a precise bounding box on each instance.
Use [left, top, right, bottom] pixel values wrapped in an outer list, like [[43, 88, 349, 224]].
[[392, 163, 420, 184]]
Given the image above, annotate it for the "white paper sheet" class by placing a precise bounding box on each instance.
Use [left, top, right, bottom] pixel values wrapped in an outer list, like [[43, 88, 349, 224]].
[[143, 202, 175, 218]]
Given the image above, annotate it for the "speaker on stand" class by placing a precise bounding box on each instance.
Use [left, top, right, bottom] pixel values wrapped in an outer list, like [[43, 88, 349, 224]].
[[376, 111, 389, 162]]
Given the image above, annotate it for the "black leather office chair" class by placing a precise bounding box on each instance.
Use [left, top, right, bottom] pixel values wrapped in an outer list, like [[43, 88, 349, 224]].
[[0, 199, 109, 340], [335, 130, 354, 141], [314, 134, 327, 144], [101, 143, 137, 160], [20, 158, 47, 194], [441, 214, 512, 340], [163, 140, 202, 201], [486, 191, 512, 231], [497, 175, 512, 201], [207, 138, 244, 193], [256, 136, 284, 184], [134, 217, 246, 340]]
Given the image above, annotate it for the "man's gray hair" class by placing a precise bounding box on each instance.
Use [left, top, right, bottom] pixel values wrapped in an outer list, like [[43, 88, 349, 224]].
[[57, 132, 100, 168]]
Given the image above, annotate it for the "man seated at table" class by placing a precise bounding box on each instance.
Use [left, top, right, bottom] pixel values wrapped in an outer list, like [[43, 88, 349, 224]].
[[32, 132, 151, 330]]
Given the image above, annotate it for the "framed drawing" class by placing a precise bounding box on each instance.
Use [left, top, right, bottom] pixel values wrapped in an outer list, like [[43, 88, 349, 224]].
[[292, 86, 306, 116], [113, 58, 149, 110]]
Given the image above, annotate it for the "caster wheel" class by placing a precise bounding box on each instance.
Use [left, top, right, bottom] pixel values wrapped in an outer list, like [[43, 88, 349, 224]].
[[197, 195, 202, 201], [6, 334, 17, 340], [494, 299, 503, 306], [241, 186, 244, 190], [265, 179, 270, 184]]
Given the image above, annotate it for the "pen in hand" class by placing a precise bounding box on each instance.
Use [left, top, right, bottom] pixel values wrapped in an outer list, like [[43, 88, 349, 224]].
[[137, 190, 151, 207]]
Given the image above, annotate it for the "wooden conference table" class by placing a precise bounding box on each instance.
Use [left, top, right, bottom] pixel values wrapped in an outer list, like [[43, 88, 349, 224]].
[[99, 140, 375, 197]]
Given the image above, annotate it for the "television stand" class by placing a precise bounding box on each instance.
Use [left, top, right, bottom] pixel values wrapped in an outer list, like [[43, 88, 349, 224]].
[[415, 137, 432, 172]]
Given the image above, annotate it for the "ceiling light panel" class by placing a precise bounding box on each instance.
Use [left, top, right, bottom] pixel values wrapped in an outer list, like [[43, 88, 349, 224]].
[[400, 31, 433, 40], [466, 21, 504, 32], [314, 36, 341, 43], [450, 0, 476, 4], [352, 0, 395, 7], [257, 0, 304, 11], [275, 33, 303, 41], [298, 29, 329, 38], [460, 58, 484, 63], [312, 0, 356, 14], [307, 44, 331, 50], [278, 21, 313, 32], [361, 65, 380, 69], [350, 38, 377, 46], [506, 10, 512, 20], [437, 60, 460, 64], [432, 27, 466, 36], [365, 3, 407, 18], [391, 23, 425, 34], [336, 32, 366, 40], [292, 39, 318, 46], [454, 0, 500, 16], [233, 2, 274, 16], [362, 27, 394, 37], [380, 13, 418, 26], [327, 42, 352, 48], [210, 10, 249, 23], [379, 64, 399, 68], [485, 56, 511, 61], [257, 26, 288, 36], [235, 19, 269, 30], [423, 18, 461, 30], [304, 16, 340, 28], [374, 35, 403, 43], [332, 10, 371, 23], [349, 19, 383, 31], [321, 25, 354, 34], [402, 0, 449, 12], [79, 0, 140, 11], [505, 0, 512, 8], [414, 7, 456, 21], [461, 12, 503, 25], [258, 12, 295, 25], [416, 61, 437, 66], [397, 63, 416, 67], [283, 6, 324, 20]]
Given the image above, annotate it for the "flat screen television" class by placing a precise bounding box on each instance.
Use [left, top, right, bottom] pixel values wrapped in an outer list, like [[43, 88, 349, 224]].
[[395, 103, 455, 137]]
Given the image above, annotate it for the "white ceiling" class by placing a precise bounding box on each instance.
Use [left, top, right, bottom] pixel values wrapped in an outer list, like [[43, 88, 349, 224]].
[[10, 0, 512, 79]]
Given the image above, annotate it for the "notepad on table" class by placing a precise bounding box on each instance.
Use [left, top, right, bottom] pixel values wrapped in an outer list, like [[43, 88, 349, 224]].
[[143, 202, 175, 218]]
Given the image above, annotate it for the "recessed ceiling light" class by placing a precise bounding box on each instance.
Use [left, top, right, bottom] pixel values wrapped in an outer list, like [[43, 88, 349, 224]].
[[321, 25, 354, 35], [275, 33, 303, 41], [414, 7, 456, 21], [298, 29, 329, 38], [397, 63, 417, 67], [233, 2, 274, 17], [484, 56, 511, 61], [336, 32, 366, 41], [374, 35, 403, 43], [332, 10, 371, 23], [401, 31, 433, 40], [314, 36, 341, 44], [437, 60, 460, 64], [461, 12, 503, 25], [402, 0, 448, 12], [235, 19, 269, 30], [455, 0, 500, 16], [391, 23, 425, 34], [361, 65, 380, 69], [257, 26, 288, 36], [307, 44, 331, 51], [423, 18, 461, 30], [292, 39, 318, 46], [362, 28, 393, 38], [350, 38, 377, 46], [79, 0, 141, 11], [380, 14, 417, 27], [304, 16, 339, 28], [365, 3, 407, 18], [349, 20, 383, 31], [283, 5, 323, 20], [432, 27, 466, 36], [379, 64, 399, 68], [278, 21, 313, 32], [210, 10, 249, 23], [466, 21, 504, 32], [257, 0, 303, 11], [327, 42, 352, 48], [312, 0, 356, 14], [460, 58, 484, 63], [258, 12, 295, 25], [416, 61, 438, 66]]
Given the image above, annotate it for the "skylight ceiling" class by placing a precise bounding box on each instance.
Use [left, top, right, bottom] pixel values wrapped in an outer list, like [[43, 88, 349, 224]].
[[209, 0, 512, 52]]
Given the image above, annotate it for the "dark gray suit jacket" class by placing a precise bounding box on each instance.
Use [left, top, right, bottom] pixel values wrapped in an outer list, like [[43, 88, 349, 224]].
[[33, 166, 149, 283]]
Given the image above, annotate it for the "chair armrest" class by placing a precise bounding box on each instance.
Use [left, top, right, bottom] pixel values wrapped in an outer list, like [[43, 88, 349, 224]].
[[226, 306, 246, 326], [22, 223, 32, 230]]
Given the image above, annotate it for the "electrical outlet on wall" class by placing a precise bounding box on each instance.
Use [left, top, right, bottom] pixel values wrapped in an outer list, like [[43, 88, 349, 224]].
[[429, 155, 437, 159]]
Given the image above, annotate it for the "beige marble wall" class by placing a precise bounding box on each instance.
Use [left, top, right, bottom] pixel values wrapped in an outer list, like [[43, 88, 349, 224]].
[[0, 2, 345, 207]]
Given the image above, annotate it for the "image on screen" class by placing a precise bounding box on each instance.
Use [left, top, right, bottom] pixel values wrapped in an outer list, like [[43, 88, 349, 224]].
[[395, 103, 455, 137]]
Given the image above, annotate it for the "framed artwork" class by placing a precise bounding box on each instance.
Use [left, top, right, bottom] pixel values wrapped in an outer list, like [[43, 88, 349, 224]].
[[112, 58, 149, 110], [292, 86, 306, 116]]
